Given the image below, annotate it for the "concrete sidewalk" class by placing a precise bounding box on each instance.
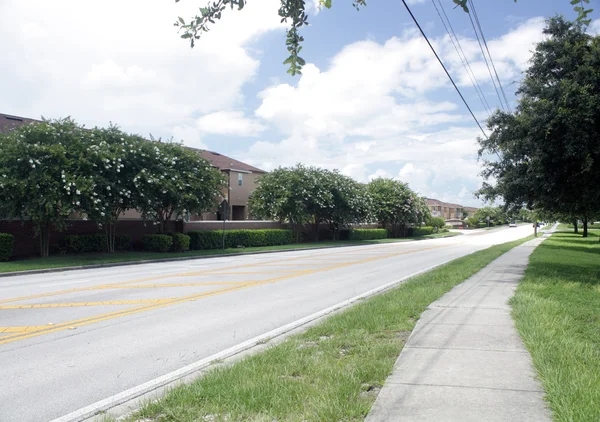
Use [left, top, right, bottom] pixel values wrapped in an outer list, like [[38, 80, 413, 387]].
[[365, 236, 552, 422]]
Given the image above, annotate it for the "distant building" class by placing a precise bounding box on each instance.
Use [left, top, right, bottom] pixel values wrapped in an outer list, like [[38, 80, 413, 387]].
[[0, 113, 266, 221], [425, 198, 478, 227]]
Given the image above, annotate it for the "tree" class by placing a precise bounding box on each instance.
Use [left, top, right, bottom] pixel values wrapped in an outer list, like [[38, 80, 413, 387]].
[[427, 216, 446, 233], [321, 171, 373, 240], [478, 17, 600, 238], [0, 118, 90, 257], [367, 178, 421, 237], [248, 164, 333, 241], [135, 141, 225, 233], [176, 1, 593, 75], [81, 126, 147, 253]]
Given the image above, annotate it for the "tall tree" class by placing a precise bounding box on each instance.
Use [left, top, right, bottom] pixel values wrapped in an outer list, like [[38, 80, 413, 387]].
[[135, 141, 225, 233], [367, 178, 421, 237], [478, 17, 600, 237], [248, 164, 333, 241], [0, 118, 90, 257], [81, 126, 147, 253]]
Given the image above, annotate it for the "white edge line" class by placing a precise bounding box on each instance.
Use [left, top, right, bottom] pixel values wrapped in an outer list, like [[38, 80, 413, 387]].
[[49, 256, 468, 422]]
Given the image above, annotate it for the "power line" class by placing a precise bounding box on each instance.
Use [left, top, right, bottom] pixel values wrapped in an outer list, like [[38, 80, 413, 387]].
[[469, 0, 512, 112], [432, 0, 492, 117], [464, 0, 506, 112], [400, 0, 488, 139]]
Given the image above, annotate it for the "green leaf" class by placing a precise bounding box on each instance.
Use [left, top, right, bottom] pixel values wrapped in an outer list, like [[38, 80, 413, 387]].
[[178, 17, 185, 24]]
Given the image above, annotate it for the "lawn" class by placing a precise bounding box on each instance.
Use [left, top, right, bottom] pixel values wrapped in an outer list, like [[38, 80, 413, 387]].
[[0, 233, 461, 274], [511, 231, 600, 422], [120, 236, 531, 422]]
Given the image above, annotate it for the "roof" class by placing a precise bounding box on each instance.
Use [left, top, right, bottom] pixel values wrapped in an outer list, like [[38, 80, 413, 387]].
[[0, 114, 39, 133], [198, 150, 266, 174], [425, 198, 465, 209], [0, 112, 266, 174]]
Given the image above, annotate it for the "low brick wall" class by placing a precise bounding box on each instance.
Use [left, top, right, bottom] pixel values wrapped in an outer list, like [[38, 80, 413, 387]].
[[183, 220, 286, 232], [0, 219, 178, 258]]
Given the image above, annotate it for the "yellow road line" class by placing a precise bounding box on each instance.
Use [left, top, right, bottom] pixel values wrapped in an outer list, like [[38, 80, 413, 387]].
[[0, 243, 408, 306], [0, 244, 448, 345], [0, 299, 171, 309], [106, 281, 249, 289], [0, 326, 51, 333]]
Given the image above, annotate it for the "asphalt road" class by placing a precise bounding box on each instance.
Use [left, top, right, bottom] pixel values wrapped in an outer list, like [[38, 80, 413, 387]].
[[0, 225, 533, 422]]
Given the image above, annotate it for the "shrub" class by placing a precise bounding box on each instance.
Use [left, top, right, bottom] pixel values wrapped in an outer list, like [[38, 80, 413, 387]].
[[170, 232, 191, 252], [348, 228, 387, 240], [426, 217, 446, 231], [64, 234, 106, 253], [115, 235, 132, 251], [188, 229, 293, 250], [412, 226, 434, 237], [0, 233, 15, 261], [142, 234, 173, 252]]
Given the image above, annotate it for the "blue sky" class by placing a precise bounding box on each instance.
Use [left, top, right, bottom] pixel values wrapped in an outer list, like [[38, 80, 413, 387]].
[[1, 0, 598, 206]]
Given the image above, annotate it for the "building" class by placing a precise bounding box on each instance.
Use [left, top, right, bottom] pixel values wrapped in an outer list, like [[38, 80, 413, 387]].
[[0, 113, 265, 221], [197, 150, 266, 221], [425, 198, 464, 220]]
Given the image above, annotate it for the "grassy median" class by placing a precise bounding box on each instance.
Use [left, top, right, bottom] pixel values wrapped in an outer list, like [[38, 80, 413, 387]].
[[120, 235, 532, 422], [0, 233, 460, 274], [511, 231, 600, 422]]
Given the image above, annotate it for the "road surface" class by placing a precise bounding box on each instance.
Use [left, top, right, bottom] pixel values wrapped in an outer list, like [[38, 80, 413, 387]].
[[0, 226, 532, 422]]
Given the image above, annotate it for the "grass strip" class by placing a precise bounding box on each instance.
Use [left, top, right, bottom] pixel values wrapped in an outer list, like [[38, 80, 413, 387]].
[[0, 235, 461, 274], [123, 235, 532, 422], [511, 231, 600, 422]]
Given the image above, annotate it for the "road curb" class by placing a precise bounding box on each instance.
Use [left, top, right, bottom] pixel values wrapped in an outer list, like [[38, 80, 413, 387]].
[[49, 257, 462, 422]]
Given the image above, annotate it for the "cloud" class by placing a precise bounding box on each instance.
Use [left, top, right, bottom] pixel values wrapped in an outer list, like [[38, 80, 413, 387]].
[[196, 111, 266, 137], [0, 0, 285, 140], [243, 20, 549, 206]]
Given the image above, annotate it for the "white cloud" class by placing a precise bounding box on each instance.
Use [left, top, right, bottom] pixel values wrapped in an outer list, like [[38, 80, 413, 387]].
[[243, 19, 549, 206], [196, 111, 266, 136], [0, 0, 285, 140]]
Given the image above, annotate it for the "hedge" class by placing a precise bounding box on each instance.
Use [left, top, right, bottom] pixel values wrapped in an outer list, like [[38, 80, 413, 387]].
[[64, 234, 106, 253], [63, 234, 132, 253], [412, 226, 434, 236], [142, 234, 173, 252], [188, 229, 294, 250], [0, 233, 15, 261], [170, 232, 191, 252], [348, 228, 388, 240]]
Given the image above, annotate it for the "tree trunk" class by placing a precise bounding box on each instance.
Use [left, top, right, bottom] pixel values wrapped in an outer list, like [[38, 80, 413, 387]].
[[313, 219, 320, 242], [582, 217, 588, 238], [39, 223, 51, 258], [573, 218, 579, 233], [105, 222, 116, 253]]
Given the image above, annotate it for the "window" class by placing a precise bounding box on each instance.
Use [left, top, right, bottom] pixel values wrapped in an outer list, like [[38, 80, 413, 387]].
[[238, 173, 243, 186]]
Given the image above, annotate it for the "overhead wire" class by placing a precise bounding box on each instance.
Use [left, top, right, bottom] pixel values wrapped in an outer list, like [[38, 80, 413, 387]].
[[464, 0, 506, 111], [468, 0, 512, 111], [432, 0, 493, 118], [400, 0, 488, 139]]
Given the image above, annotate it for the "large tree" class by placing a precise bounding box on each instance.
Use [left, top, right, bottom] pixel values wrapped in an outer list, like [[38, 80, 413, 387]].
[[0, 118, 90, 257], [134, 141, 225, 233], [175, 0, 593, 75], [248, 164, 334, 241], [367, 178, 424, 237], [478, 17, 600, 237], [81, 126, 147, 253]]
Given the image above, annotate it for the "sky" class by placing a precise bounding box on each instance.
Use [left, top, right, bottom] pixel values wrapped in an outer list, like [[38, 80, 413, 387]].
[[1, 0, 599, 207]]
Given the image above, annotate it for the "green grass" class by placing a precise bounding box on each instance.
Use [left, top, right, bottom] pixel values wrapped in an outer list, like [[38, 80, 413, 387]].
[[511, 231, 600, 422], [0, 234, 461, 274], [122, 235, 532, 422]]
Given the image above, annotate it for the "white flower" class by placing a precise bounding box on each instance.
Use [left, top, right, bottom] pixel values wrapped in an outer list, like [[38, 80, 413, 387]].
[[106, 186, 111, 191], [100, 212, 105, 216], [76, 190, 80, 195]]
